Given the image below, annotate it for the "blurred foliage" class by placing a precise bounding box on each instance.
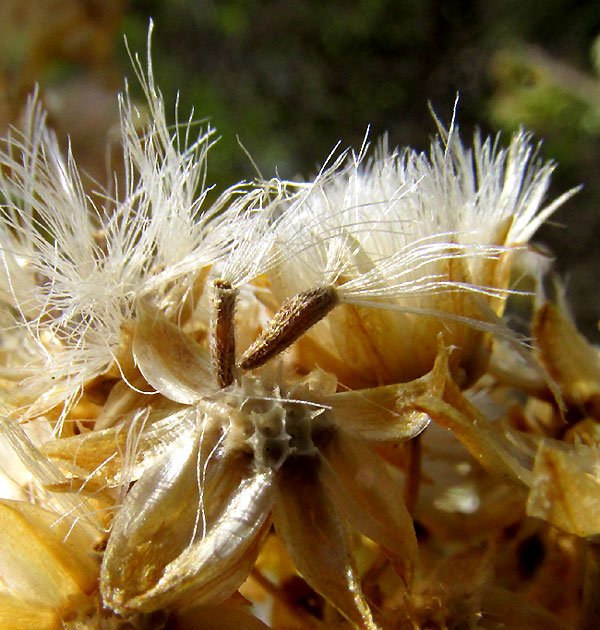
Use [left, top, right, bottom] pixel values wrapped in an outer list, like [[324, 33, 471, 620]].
[[0, 0, 126, 182], [490, 46, 600, 165], [2, 0, 600, 335]]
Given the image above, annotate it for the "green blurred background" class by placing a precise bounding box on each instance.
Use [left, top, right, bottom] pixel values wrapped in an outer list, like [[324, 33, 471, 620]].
[[1, 0, 600, 338]]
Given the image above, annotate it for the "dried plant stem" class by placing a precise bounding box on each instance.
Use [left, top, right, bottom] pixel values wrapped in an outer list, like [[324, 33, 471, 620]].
[[403, 434, 422, 516], [240, 286, 340, 370], [580, 538, 600, 630], [211, 279, 237, 388]]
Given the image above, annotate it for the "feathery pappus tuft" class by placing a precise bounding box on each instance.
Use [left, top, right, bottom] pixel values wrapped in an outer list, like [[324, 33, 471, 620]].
[[238, 116, 577, 386], [0, 24, 246, 426]]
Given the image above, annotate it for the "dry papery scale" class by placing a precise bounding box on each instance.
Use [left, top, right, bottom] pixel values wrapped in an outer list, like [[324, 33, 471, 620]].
[[1, 28, 597, 630], [95, 287, 428, 628]]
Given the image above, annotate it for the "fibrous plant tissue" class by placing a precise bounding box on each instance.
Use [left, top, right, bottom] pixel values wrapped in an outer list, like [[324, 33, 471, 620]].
[[0, 22, 597, 630]]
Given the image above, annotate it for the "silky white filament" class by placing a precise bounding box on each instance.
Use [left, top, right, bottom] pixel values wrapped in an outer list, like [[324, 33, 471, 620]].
[[237, 119, 577, 370], [0, 28, 242, 420]]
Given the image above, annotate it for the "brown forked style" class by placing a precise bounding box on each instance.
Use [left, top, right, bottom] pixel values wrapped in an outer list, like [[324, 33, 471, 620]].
[[211, 279, 238, 388], [240, 285, 340, 370]]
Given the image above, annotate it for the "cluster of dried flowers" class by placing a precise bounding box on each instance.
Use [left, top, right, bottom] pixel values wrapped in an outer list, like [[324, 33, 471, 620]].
[[0, 27, 597, 630]]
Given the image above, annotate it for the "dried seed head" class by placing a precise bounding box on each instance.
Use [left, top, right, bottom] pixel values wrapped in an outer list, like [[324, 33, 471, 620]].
[[209, 371, 334, 474], [240, 397, 330, 471], [210, 279, 238, 388], [239, 285, 340, 370]]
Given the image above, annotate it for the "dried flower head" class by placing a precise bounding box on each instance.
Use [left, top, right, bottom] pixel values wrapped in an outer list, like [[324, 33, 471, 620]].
[[41, 300, 436, 627], [0, 21, 591, 630], [0, 25, 245, 427], [239, 115, 577, 388]]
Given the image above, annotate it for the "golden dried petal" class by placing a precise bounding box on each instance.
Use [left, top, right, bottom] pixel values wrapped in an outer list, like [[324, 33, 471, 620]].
[[330, 384, 430, 444], [477, 216, 514, 295], [42, 426, 128, 484], [328, 303, 412, 385], [133, 299, 215, 403], [128, 470, 274, 612], [328, 342, 449, 443], [424, 398, 533, 486], [102, 428, 274, 613], [0, 500, 98, 612], [102, 432, 216, 610], [421, 258, 493, 386], [487, 337, 549, 396], [0, 592, 59, 630], [324, 254, 496, 387], [527, 439, 600, 537], [104, 320, 139, 381], [273, 459, 379, 630], [94, 377, 155, 430], [533, 302, 600, 408], [320, 433, 418, 585], [42, 406, 194, 485], [291, 326, 361, 387], [420, 374, 534, 486]]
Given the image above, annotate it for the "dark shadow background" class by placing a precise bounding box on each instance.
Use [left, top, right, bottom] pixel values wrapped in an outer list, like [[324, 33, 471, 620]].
[[2, 0, 600, 338]]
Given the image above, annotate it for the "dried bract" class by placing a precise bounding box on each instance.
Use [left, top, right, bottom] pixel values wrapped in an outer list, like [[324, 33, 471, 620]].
[[99, 306, 434, 628]]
